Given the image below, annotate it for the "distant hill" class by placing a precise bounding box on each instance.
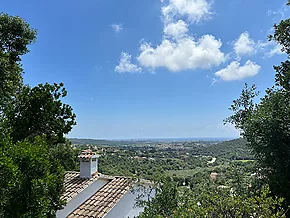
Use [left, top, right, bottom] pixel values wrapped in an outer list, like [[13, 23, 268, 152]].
[[201, 138, 252, 160], [69, 138, 148, 146], [69, 137, 252, 160]]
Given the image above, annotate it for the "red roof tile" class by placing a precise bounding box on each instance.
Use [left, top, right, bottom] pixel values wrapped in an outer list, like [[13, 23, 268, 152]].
[[67, 177, 130, 218], [61, 171, 99, 203], [78, 149, 97, 159]]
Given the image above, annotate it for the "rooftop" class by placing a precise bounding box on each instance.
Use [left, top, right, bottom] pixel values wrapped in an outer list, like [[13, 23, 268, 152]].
[[61, 171, 131, 218], [78, 149, 98, 159], [67, 177, 130, 218], [62, 171, 100, 203]]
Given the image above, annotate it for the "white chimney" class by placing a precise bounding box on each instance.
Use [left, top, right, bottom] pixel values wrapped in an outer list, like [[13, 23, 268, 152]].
[[78, 149, 99, 178]]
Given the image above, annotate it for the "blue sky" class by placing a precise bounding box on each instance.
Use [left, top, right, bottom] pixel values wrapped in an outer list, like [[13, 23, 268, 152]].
[[1, 0, 289, 139]]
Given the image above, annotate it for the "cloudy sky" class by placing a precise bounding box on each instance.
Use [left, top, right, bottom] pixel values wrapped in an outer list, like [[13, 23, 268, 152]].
[[2, 0, 289, 139]]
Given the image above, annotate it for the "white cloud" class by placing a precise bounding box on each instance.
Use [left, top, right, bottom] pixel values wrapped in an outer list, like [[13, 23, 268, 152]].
[[256, 40, 273, 50], [234, 32, 255, 57], [136, 0, 224, 72], [137, 34, 226, 72], [265, 44, 283, 57], [256, 41, 284, 57], [115, 0, 225, 74], [215, 60, 261, 81], [162, 0, 212, 23], [111, 24, 123, 33], [211, 78, 217, 85], [164, 20, 189, 39], [115, 52, 142, 73], [233, 31, 284, 58]]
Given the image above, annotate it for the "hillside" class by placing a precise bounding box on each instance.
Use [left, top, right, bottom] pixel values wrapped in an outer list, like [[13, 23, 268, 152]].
[[201, 138, 252, 160]]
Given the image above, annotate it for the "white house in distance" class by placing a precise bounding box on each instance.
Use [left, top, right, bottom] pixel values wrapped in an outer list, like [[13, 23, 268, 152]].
[[56, 149, 151, 218]]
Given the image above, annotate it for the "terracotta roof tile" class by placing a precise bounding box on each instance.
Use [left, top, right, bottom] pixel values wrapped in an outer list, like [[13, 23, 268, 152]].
[[67, 177, 130, 218], [61, 171, 99, 203], [78, 149, 97, 159]]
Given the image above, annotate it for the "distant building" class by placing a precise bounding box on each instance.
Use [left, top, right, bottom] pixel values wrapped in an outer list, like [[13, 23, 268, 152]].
[[210, 172, 218, 181], [56, 149, 152, 218]]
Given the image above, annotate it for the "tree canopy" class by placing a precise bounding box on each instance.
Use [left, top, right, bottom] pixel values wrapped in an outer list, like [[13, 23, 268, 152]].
[[225, 1, 290, 213], [138, 176, 286, 218], [0, 13, 36, 113], [0, 137, 65, 218], [6, 82, 76, 145], [0, 13, 76, 217]]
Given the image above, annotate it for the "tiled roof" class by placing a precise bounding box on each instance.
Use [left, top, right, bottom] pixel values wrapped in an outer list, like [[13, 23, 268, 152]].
[[67, 177, 130, 218], [62, 171, 99, 202], [78, 149, 97, 159]]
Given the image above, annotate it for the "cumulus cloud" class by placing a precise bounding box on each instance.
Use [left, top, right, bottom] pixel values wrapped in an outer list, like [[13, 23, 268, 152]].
[[111, 24, 123, 33], [162, 0, 212, 23], [137, 0, 224, 72], [164, 20, 189, 39], [215, 60, 261, 81], [115, 52, 142, 73], [115, 0, 226, 73], [234, 32, 256, 57], [233, 32, 283, 58], [137, 34, 226, 72]]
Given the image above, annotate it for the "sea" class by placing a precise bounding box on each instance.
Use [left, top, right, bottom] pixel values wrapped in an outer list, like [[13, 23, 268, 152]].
[[110, 137, 236, 142]]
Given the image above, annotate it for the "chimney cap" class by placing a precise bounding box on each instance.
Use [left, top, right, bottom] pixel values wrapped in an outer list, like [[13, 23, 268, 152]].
[[78, 149, 99, 159]]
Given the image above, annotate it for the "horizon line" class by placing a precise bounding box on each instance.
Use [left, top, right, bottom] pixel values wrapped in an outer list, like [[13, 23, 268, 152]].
[[69, 136, 239, 141]]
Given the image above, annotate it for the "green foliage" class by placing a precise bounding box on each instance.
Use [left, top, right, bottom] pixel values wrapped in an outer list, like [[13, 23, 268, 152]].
[[201, 138, 252, 160], [0, 13, 36, 113], [224, 83, 259, 131], [6, 83, 76, 145], [49, 140, 79, 171], [0, 145, 18, 218], [225, 0, 290, 212], [138, 173, 286, 218], [0, 13, 36, 57], [0, 12, 76, 217], [269, 17, 290, 92], [94, 138, 251, 182], [138, 177, 178, 218], [244, 89, 290, 203], [98, 147, 211, 180], [0, 137, 65, 218], [0, 14, 76, 146], [172, 185, 286, 218]]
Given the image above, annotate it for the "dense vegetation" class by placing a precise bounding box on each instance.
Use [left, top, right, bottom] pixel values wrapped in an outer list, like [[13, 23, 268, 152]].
[[225, 1, 290, 212], [0, 13, 77, 217], [92, 138, 252, 181]]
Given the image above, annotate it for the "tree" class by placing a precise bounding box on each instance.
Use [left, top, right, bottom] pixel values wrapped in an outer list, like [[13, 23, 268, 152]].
[[225, 0, 290, 212], [49, 139, 79, 171], [0, 146, 18, 218], [0, 13, 76, 217], [0, 14, 76, 147], [138, 177, 178, 218], [0, 137, 65, 218], [138, 175, 286, 218], [173, 185, 286, 218], [6, 83, 76, 145], [0, 13, 36, 113]]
